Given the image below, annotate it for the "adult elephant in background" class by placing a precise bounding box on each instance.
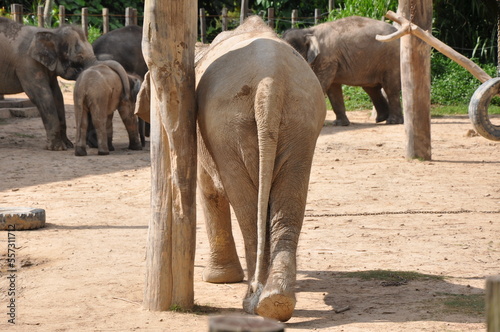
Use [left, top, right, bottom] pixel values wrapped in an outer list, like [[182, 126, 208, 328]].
[[196, 16, 326, 322], [282, 15, 403, 126], [90, 25, 148, 148], [0, 17, 126, 150]]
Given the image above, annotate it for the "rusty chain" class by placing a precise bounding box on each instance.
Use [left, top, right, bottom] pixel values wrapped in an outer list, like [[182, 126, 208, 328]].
[[305, 209, 500, 218]]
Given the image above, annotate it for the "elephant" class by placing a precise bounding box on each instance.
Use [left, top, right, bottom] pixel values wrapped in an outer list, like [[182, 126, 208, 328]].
[[88, 25, 149, 148], [0, 17, 127, 150], [196, 16, 326, 322], [73, 63, 143, 156], [282, 15, 403, 126]]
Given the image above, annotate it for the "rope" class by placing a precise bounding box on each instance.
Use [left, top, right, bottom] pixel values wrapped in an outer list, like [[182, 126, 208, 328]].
[[305, 209, 500, 218]]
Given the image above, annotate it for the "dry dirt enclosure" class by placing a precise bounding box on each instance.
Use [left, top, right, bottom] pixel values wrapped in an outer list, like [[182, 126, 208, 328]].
[[0, 86, 500, 331]]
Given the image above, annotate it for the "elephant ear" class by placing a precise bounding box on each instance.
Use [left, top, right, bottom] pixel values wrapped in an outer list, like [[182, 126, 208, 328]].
[[305, 34, 320, 65], [28, 31, 59, 71], [135, 71, 151, 123]]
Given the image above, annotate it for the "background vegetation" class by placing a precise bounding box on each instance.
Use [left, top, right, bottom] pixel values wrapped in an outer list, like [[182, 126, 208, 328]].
[[0, 0, 498, 113]]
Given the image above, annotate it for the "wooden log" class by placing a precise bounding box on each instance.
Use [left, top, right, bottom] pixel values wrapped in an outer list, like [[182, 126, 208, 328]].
[[142, 0, 197, 311], [11, 4, 23, 24], [199, 8, 207, 44], [209, 315, 284, 332], [102, 8, 109, 34], [487, 275, 500, 332], [378, 10, 492, 84], [81, 7, 89, 40], [397, 0, 433, 160], [59, 5, 65, 25], [221, 7, 228, 31], [268, 8, 275, 29], [37, 6, 44, 28]]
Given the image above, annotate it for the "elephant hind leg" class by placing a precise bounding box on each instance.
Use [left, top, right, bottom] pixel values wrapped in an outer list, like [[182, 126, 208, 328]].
[[327, 84, 350, 126], [198, 150, 244, 284], [363, 86, 390, 123]]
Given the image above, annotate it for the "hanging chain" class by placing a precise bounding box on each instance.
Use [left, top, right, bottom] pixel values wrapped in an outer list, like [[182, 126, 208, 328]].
[[305, 209, 500, 218]]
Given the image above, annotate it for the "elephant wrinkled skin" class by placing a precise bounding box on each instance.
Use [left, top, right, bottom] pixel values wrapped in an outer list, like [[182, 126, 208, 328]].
[[283, 16, 403, 126], [196, 16, 326, 322], [0, 17, 122, 150], [73, 63, 143, 156]]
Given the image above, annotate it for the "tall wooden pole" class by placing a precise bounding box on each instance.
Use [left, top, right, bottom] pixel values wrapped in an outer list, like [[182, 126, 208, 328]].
[[142, 0, 197, 310], [398, 0, 433, 160]]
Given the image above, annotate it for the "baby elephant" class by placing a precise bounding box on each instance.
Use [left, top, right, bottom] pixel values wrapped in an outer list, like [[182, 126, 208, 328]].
[[74, 63, 143, 156]]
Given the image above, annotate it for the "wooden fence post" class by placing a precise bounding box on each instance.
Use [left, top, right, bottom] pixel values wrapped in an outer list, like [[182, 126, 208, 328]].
[[329, 0, 335, 12], [126, 7, 135, 26], [59, 5, 65, 25], [81, 7, 89, 40], [291, 9, 298, 28], [199, 8, 207, 43], [102, 8, 109, 34], [11, 4, 23, 24], [398, 0, 433, 160], [142, 0, 197, 311], [37, 5, 44, 28], [240, 0, 249, 24], [314, 8, 321, 25], [268, 8, 275, 29], [221, 7, 228, 31], [487, 275, 500, 332]]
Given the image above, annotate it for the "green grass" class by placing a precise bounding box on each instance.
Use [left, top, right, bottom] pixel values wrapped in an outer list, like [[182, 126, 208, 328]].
[[437, 292, 485, 316]]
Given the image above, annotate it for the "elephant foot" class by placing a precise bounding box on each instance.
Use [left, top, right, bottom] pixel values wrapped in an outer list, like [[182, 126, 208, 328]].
[[129, 141, 143, 151], [75, 146, 87, 156], [376, 112, 389, 123], [386, 114, 404, 125], [63, 136, 74, 148], [46, 138, 67, 151], [243, 283, 296, 322], [332, 118, 351, 126], [202, 263, 244, 283], [98, 150, 110, 156]]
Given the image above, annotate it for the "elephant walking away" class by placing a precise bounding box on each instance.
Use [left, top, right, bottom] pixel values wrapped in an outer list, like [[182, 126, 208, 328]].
[[73, 63, 143, 156], [196, 16, 326, 322], [0, 17, 121, 150], [282, 16, 403, 126]]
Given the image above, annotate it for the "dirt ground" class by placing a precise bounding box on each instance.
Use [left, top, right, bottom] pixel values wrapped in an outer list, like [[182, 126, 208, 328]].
[[1, 82, 499, 332]]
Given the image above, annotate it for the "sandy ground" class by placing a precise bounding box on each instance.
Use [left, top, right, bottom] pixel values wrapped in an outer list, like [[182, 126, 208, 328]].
[[1, 85, 499, 331]]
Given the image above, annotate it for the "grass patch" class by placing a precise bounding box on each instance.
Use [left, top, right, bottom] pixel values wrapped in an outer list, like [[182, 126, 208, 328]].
[[340, 269, 444, 282], [437, 292, 485, 316], [14, 132, 36, 139]]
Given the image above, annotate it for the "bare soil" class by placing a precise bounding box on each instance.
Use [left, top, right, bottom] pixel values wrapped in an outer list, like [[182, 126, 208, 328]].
[[1, 83, 499, 331]]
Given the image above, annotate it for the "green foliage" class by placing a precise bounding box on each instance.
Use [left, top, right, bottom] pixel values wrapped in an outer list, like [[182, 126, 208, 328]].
[[328, 0, 398, 21], [430, 52, 498, 106], [87, 26, 102, 44]]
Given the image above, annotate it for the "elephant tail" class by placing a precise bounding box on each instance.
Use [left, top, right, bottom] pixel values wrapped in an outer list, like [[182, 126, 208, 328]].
[[100, 60, 131, 101], [252, 76, 282, 294]]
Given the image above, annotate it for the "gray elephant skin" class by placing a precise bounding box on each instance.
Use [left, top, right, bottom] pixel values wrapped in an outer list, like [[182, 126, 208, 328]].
[[282, 15, 403, 126], [87, 25, 149, 148], [0, 17, 124, 150], [196, 16, 326, 322], [73, 63, 143, 156]]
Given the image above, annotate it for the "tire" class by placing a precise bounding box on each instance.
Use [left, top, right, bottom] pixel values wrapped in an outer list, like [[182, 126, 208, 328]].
[[468, 77, 500, 141], [0, 207, 46, 230]]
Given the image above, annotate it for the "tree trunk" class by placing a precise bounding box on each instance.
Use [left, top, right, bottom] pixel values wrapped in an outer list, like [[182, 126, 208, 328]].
[[142, 0, 197, 311], [398, 0, 433, 160]]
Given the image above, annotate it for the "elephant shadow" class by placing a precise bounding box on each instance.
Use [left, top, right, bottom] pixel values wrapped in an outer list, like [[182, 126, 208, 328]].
[[289, 269, 485, 329]]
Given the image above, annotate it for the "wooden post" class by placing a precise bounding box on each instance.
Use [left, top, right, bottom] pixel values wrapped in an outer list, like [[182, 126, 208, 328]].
[[487, 275, 500, 332], [398, 0, 432, 160], [37, 6, 44, 28], [222, 7, 228, 31], [59, 5, 65, 25], [329, 0, 335, 12], [81, 7, 89, 40], [142, 0, 197, 311], [102, 8, 109, 34], [11, 4, 23, 24], [291, 9, 298, 28], [126, 7, 135, 26], [268, 8, 275, 29], [199, 8, 207, 43], [133, 8, 138, 25], [314, 8, 320, 25], [240, 0, 249, 24]]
